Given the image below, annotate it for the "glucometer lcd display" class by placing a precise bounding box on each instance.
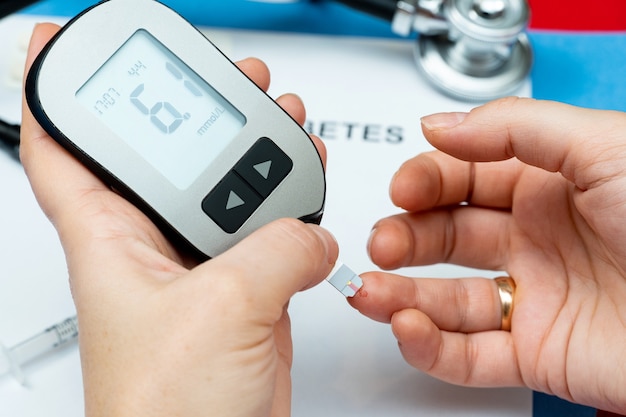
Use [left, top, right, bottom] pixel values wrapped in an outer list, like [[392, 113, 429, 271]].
[[27, 0, 326, 259], [76, 29, 246, 190]]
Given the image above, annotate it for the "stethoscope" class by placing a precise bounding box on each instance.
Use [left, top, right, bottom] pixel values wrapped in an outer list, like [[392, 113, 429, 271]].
[[333, 0, 532, 101], [1, 0, 532, 102]]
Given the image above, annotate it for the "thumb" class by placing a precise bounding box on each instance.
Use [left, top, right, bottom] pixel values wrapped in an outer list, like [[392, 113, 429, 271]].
[[420, 97, 626, 191], [196, 218, 338, 314]]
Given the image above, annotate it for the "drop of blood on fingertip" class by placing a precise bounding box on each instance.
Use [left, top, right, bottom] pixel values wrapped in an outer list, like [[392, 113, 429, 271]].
[[354, 288, 368, 298]]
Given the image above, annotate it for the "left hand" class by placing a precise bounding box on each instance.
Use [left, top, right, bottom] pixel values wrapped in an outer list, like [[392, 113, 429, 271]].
[[21, 23, 337, 417]]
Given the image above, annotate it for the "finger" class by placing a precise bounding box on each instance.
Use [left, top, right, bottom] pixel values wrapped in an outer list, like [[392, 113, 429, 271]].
[[274, 93, 327, 168], [308, 134, 327, 169], [391, 308, 523, 387], [390, 151, 522, 212], [421, 97, 626, 191], [349, 272, 502, 332], [236, 57, 270, 92], [194, 218, 339, 319], [349, 273, 524, 387], [368, 206, 510, 271], [275, 93, 306, 125]]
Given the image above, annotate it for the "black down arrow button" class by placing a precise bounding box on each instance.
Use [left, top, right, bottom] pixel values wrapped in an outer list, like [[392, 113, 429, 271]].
[[202, 171, 263, 234]]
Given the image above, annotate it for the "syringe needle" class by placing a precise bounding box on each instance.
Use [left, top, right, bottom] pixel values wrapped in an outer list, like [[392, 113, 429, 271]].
[[0, 315, 79, 385]]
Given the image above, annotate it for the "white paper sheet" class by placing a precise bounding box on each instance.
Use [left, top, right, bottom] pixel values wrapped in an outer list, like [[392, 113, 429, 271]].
[[0, 14, 532, 416]]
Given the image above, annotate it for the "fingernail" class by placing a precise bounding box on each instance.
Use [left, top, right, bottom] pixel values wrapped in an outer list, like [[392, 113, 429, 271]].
[[421, 112, 468, 130]]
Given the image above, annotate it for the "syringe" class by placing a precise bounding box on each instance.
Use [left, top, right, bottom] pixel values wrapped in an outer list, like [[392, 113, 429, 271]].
[[0, 265, 361, 386], [0, 315, 78, 385]]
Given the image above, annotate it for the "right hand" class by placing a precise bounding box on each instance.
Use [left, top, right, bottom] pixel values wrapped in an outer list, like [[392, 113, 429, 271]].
[[350, 97, 626, 413]]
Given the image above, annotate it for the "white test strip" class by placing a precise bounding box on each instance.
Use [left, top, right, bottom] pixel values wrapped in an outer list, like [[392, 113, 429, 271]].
[[326, 262, 363, 297]]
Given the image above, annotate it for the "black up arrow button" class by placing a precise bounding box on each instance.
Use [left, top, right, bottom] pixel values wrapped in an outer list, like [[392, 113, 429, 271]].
[[235, 137, 293, 197]]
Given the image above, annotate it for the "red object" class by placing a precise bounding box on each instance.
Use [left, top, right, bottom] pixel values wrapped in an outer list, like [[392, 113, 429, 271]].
[[527, 0, 626, 31], [596, 411, 626, 417]]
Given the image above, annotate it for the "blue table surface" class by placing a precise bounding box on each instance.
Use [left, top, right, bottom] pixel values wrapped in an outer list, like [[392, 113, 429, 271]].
[[19, 1, 624, 415]]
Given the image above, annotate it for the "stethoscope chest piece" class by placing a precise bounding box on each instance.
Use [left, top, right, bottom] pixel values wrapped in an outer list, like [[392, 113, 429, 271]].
[[413, 0, 532, 101]]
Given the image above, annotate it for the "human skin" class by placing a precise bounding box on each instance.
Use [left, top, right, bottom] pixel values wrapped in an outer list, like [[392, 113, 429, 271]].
[[20, 23, 338, 417], [350, 97, 626, 413], [21, 21, 626, 417]]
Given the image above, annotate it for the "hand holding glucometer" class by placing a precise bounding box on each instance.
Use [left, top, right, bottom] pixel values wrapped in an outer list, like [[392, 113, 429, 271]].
[[25, 0, 326, 260]]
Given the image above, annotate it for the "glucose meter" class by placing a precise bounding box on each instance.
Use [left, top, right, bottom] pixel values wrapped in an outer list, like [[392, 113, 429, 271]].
[[25, 0, 325, 259]]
